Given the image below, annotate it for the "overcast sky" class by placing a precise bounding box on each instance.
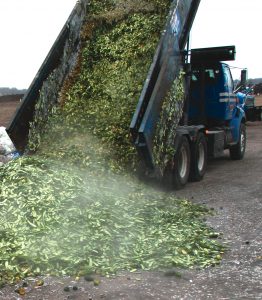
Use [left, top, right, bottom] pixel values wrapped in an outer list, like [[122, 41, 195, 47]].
[[191, 0, 261, 80], [0, 0, 261, 89]]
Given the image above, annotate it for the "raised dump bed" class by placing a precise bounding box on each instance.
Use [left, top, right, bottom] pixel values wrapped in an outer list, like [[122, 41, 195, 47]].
[[7, 0, 201, 169]]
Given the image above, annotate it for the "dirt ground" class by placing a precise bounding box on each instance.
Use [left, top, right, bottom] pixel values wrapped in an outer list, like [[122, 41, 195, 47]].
[[0, 109, 261, 299], [0, 95, 22, 127], [255, 95, 262, 106]]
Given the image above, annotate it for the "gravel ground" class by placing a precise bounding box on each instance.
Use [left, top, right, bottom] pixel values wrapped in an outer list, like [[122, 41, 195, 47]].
[[0, 121, 261, 300]]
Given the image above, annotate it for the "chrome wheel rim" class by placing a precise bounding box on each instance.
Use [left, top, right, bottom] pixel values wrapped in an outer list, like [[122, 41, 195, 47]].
[[198, 143, 205, 172], [240, 130, 245, 153], [178, 146, 188, 179]]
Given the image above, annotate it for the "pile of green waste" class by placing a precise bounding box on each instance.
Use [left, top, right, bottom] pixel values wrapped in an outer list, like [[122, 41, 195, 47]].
[[0, 157, 223, 285], [0, 0, 225, 285]]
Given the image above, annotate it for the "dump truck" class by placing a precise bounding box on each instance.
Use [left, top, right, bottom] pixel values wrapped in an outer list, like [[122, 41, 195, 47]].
[[7, 0, 248, 188], [129, 1, 247, 188]]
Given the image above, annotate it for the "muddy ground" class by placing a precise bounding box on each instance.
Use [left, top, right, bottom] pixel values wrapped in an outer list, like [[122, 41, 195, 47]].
[[0, 95, 22, 127], [0, 101, 261, 299]]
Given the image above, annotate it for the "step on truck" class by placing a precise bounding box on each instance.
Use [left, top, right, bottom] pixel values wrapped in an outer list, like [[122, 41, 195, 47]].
[[7, 0, 248, 189]]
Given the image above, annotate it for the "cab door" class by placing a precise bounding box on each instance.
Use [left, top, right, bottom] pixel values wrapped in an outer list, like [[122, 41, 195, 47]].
[[222, 64, 237, 120]]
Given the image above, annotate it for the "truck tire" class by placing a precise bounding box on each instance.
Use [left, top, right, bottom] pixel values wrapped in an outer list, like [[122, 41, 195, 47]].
[[229, 123, 246, 160], [164, 136, 191, 189], [189, 132, 207, 181]]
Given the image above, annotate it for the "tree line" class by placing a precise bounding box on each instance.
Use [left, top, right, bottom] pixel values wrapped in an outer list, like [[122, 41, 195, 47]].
[[0, 87, 27, 96]]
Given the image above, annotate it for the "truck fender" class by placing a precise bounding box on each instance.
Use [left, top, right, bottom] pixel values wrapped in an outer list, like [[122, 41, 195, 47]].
[[230, 107, 246, 143], [174, 125, 205, 148]]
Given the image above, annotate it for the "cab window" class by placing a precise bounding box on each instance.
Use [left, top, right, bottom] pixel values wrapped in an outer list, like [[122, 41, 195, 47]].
[[223, 66, 234, 92], [191, 68, 220, 85]]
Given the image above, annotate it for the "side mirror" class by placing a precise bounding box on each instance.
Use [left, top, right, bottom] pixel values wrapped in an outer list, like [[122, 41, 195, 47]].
[[241, 69, 248, 87]]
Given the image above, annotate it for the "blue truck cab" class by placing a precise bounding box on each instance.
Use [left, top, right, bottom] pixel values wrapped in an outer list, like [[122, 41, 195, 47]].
[[189, 60, 246, 146], [190, 63, 237, 122]]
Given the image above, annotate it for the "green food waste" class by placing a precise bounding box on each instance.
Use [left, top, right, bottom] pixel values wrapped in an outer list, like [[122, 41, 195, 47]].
[[0, 0, 225, 285], [0, 157, 223, 284]]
